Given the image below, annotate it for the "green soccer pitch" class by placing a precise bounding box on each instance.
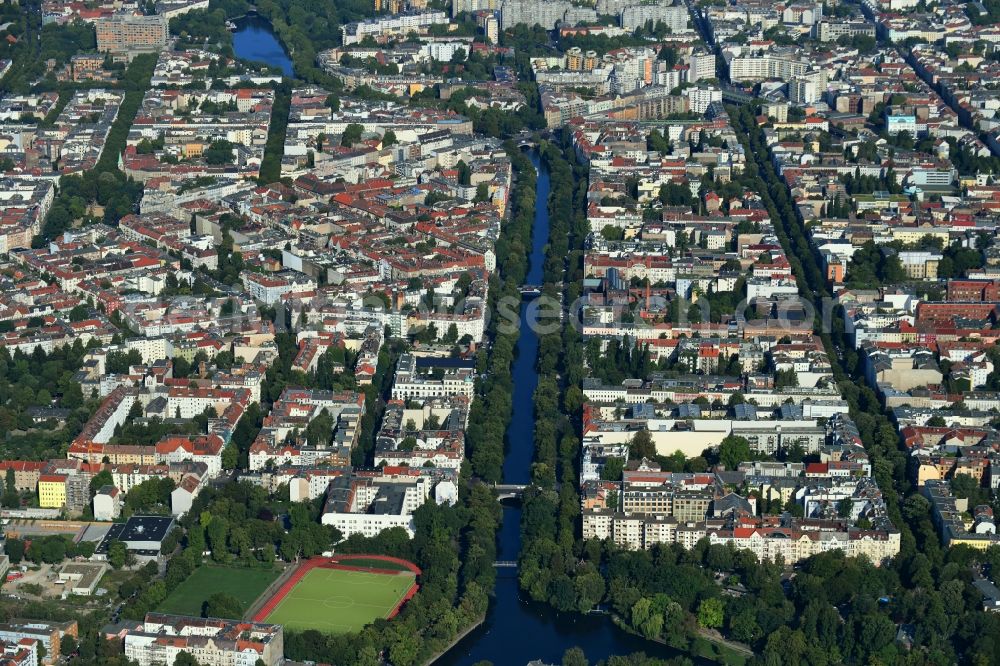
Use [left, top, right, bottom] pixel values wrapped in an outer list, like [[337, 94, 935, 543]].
[[263, 566, 417, 633]]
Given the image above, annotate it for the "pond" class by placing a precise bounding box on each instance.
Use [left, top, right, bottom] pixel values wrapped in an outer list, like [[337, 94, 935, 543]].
[[232, 15, 294, 77]]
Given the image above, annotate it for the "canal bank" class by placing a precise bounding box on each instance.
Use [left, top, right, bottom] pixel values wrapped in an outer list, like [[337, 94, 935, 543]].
[[434, 152, 704, 665]]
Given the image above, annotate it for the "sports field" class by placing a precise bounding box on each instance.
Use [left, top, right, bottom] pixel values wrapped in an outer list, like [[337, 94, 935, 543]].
[[157, 566, 280, 618], [263, 566, 416, 633]]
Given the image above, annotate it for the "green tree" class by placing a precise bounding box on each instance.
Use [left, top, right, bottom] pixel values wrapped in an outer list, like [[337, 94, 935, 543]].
[[562, 647, 588, 666], [108, 540, 127, 569], [456, 159, 472, 186], [202, 592, 244, 619], [221, 444, 238, 470], [697, 597, 724, 628], [2, 469, 19, 508], [341, 123, 364, 146], [774, 367, 798, 389], [68, 304, 90, 322], [202, 139, 235, 165], [628, 429, 656, 460], [631, 597, 663, 639], [387, 630, 421, 666], [89, 469, 114, 495], [718, 435, 752, 470], [60, 635, 77, 658], [5, 538, 24, 563], [173, 653, 200, 666], [600, 456, 625, 481]]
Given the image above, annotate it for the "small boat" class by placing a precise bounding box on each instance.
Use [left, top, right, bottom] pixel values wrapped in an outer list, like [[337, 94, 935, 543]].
[[225, 20, 237, 31]]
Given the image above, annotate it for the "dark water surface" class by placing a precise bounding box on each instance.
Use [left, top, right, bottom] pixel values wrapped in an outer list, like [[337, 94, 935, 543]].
[[232, 15, 293, 77]]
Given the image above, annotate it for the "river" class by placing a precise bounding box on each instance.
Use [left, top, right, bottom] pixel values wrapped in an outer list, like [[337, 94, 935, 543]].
[[232, 15, 294, 77]]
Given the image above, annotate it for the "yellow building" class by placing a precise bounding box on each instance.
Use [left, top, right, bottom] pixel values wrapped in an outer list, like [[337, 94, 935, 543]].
[[375, 0, 408, 12], [38, 474, 67, 509], [889, 227, 949, 245]]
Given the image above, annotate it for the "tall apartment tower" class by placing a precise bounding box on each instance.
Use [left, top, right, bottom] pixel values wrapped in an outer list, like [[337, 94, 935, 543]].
[[452, 0, 501, 18]]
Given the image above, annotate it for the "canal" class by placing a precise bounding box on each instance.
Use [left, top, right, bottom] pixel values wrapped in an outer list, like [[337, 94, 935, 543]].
[[437, 154, 696, 665], [223, 25, 697, 658], [232, 15, 294, 77]]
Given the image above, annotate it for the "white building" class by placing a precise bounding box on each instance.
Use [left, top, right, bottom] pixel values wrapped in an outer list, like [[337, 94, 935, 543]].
[[729, 53, 809, 82], [788, 76, 820, 104], [341, 11, 449, 45], [620, 4, 688, 32], [687, 51, 716, 83], [390, 354, 476, 400], [0, 638, 37, 666], [92, 485, 122, 521], [685, 86, 722, 114], [499, 0, 592, 29], [320, 476, 431, 538]]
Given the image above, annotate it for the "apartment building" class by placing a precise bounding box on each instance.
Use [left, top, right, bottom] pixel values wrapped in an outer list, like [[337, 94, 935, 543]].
[[37, 471, 89, 514], [451, 0, 501, 16], [814, 19, 875, 42], [686, 86, 723, 114], [124, 614, 283, 666], [391, 354, 475, 400], [729, 53, 809, 82], [340, 11, 449, 45], [320, 474, 431, 538], [0, 620, 77, 666], [709, 520, 902, 564], [93, 485, 122, 521], [622, 485, 673, 514], [924, 480, 1000, 550], [620, 4, 688, 32], [499, 0, 594, 30], [0, 638, 38, 666], [673, 490, 713, 522], [95, 15, 168, 60], [0, 461, 46, 493], [687, 51, 716, 84]]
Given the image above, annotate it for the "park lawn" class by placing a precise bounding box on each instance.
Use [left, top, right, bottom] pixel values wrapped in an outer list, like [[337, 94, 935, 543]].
[[265, 567, 415, 634], [157, 565, 280, 618]]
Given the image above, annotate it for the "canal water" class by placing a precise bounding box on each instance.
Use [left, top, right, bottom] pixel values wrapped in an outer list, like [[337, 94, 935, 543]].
[[500, 150, 550, 486], [232, 15, 294, 77]]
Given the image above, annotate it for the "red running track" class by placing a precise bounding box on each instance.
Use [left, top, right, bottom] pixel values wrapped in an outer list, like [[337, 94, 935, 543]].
[[252, 554, 422, 623]]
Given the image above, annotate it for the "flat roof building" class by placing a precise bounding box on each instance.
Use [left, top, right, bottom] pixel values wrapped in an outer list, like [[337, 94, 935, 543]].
[[97, 515, 176, 559]]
